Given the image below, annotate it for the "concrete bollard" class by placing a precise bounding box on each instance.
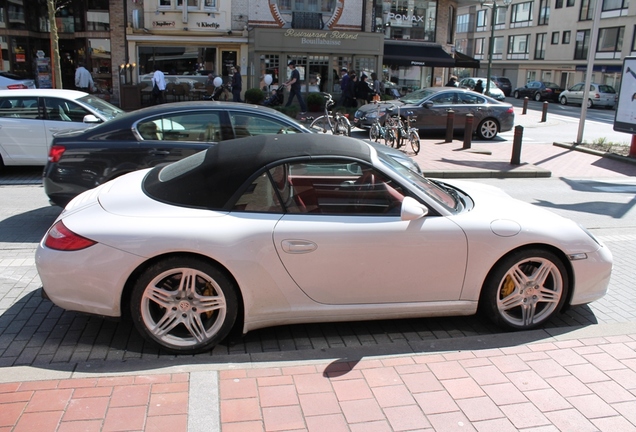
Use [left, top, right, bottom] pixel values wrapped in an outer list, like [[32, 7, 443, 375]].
[[463, 114, 474, 149], [522, 97, 528, 115], [445, 109, 454, 143], [511, 125, 524, 165], [541, 101, 548, 122]]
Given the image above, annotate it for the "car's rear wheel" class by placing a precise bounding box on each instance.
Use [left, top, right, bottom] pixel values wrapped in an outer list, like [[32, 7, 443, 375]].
[[534, 92, 542, 102], [560, 96, 568, 105], [480, 248, 568, 330], [586, 99, 593, 109], [130, 256, 238, 354], [476, 118, 499, 140], [514, 91, 520, 99]]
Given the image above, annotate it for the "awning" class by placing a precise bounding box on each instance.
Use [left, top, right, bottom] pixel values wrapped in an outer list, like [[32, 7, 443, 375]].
[[383, 41, 455, 68], [454, 51, 480, 69]]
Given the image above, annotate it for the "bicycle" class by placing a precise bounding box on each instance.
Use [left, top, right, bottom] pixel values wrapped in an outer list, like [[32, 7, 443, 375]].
[[384, 106, 419, 155], [309, 92, 351, 136], [403, 111, 420, 155]]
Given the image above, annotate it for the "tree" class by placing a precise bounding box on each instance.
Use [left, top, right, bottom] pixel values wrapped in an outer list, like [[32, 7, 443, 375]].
[[47, 0, 71, 89]]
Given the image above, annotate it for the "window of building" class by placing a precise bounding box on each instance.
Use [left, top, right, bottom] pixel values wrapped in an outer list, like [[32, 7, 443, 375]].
[[383, 0, 437, 42], [276, 0, 335, 12], [632, 25, 636, 51], [476, 9, 487, 31], [508, 34, 529, 55], [562, 30, 571, 43], [566, 0, 575, 6], [159, 0, 217, 10], [552, 31, 560, 44], [457, 14, 470, 33], [475, 38, 485, 55], [602, 0, 629, 11], [574, 29, 590, 59], [555, 0, 563, 8], [538, 0, 550, 25], [447, 5, 455, 44], [535, 33, 547, 59], [579, 0, 594, 20], [597, 26, 624, 52], [495, 7, 507, 25], [511, 2, 533, 26], [493, 36, 504, 55]]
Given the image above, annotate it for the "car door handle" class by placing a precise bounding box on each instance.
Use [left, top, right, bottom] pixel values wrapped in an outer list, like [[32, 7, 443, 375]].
[[150, 150, 171, 156], [281, 239, 317, 254]]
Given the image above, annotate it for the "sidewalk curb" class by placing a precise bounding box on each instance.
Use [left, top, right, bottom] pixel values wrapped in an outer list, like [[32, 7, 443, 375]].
[[554, 141, 636, 165]]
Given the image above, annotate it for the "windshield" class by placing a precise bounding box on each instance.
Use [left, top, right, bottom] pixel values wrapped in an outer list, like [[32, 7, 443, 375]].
[[78, 95, 125, 120], [375, 150, 459, 212], [400, 88, 436, 104]]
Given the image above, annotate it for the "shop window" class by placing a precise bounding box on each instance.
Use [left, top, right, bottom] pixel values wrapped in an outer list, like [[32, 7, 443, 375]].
[[89, 39, 112, 100]]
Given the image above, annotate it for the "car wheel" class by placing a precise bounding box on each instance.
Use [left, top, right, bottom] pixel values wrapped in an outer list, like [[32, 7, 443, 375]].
[[514, 91, 520, 99], [560, 96, 568, 105], [534, 92, 542, 102], [480, 248, 568, 330], [477, 118, 499, 140], [130, 256, 238, 354], [586, 99, 593, 109]]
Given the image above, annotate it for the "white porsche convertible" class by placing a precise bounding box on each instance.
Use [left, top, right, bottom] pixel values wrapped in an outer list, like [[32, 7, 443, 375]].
[[36, 134, 612, 353]]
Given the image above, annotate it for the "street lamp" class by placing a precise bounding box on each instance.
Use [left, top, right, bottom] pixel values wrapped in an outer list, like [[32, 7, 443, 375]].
[[479, 0, 511, 97]]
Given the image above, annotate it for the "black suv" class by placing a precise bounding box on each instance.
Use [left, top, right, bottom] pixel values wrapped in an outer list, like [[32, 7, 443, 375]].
[[490, 76, 512, 97]]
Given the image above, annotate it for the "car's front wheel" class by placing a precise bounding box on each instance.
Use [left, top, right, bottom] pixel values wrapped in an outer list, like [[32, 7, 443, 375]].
[[560, 96, 568, 105], [514, 91, 520, 99], [534, 92, 542, 102], [480, 248, 568, 330], [476, 118, 499, 140], [130, 256, 238, 353]]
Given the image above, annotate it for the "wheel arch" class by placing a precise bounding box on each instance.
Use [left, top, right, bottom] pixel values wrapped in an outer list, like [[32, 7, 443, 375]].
[[478, 243, 575, 309], [120, 251, 245, 335]]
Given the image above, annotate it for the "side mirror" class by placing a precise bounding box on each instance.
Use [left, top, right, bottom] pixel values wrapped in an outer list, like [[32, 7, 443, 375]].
[[401, 196, 429, 221], [83, 114, 101, 123], [423, 101, 434, 109]]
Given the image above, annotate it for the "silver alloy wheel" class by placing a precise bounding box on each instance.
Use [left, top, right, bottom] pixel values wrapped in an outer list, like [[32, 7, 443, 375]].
[[495, 256, 564, 327], [534, 92, 542, 101], [560, 96, 568, 105], [131, 257, 238, 353], [587, 99, 593, 109], [477, 119, 498, 140]]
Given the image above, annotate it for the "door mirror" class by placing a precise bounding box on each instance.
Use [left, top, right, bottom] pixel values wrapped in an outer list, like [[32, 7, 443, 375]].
[[83, 114, 101, 123], [423, 101, 434, 109], [401, 196, 429, 221]]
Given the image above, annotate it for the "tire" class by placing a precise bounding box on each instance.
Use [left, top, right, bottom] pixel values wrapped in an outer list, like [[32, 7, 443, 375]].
[[336, 116, 351, 136], [514, 91, 520, 99], [534, 92, 542, 102], [586, 99, 593, 109], [560, 96, 568, 106], [130, 256, 238, 354], [476, 118, 499, 140], [369, 123, 380, 142], [384, 128, 396, 148], [409, 131, 420, 155], [480, 248, 568, 330], [309, 115, 330, 133]]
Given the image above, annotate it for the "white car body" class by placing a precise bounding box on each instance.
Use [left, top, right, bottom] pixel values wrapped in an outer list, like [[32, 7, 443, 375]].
[[0, 89, 124, 167], [458, 77, 506, 101], [35, 136, 612, 353]]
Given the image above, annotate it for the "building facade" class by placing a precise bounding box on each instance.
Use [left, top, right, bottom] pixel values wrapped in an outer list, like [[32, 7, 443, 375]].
[[455, 0, 635, 91]]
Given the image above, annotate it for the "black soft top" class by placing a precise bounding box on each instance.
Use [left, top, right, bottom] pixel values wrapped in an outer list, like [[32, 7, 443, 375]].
[[143, 134, 373, 209]]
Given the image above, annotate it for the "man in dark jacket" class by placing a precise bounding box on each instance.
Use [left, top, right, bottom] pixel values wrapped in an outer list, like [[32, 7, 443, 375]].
[[230, 66, 242, 102], [284, 60, 307, 113], [355, 74, 373, 106]]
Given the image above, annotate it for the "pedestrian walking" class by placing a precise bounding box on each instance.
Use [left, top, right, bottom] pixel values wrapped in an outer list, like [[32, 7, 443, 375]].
[[75, 62, 94, 93], [345, 71, 358, 107], [474, 79, 484, 94], [339, 68, 351, 106], [151, 66, 166, 105], [446, 75, 458, 87], [230, 66, 242, 102], [284, 60, 307, 113], [355, 74, 373, 107]]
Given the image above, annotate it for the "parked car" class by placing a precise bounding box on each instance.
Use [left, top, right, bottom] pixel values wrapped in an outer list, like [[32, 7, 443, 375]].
[[0, 89, 124, 169], [43, 101, 420, 207], [559, 83, 617, 109], [354, 87, 514, 140], [457, 77, 506, 101], [35, 134, 613, 354], [513, 81, 564, 102], [490, 76, 513, 97], [0, 71, 36, 90]]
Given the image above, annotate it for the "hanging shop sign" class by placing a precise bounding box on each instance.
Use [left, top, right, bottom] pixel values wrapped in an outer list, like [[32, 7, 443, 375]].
[[153, 21, 176, 27]]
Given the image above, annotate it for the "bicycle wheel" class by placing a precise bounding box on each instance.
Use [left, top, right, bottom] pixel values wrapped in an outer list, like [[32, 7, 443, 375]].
[[409, 130, 421, 155], [369, 123, 380, 141], [309, 115, 331, 133], [335, 116, 351, 136], [384, 128, 396, 148]]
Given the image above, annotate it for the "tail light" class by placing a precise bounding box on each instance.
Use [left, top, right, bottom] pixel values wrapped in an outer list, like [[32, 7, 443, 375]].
[[546, 89, 553, 93], [593, 93, 600, 98], [507, 107, 514, 114], [44, 221, 97, 251], [6, 84, 28, 90], [48, 145, 66, 163]]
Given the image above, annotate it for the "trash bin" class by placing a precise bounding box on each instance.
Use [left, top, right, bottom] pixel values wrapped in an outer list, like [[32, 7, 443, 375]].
[[120, 84, 141, 111]]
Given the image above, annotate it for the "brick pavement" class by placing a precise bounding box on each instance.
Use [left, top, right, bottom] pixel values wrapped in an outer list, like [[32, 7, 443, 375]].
[[1, 108, 636, 430]]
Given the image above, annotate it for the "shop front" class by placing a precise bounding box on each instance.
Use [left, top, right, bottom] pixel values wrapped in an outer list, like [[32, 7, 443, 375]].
[[248, 27, 385, 99]]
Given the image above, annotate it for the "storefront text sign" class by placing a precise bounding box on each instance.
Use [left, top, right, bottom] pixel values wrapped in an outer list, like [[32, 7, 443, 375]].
[[196, 22, 220, 29], [153, 21, 175, 27], [284, 29, 358, 46], [387, 12, 427, 22]]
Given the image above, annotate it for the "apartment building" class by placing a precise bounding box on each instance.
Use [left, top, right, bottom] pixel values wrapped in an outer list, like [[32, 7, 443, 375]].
[[454, 0, 634, 91]]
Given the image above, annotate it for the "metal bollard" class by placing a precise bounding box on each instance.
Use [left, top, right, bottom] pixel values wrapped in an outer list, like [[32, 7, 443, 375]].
[[511, 125, 524, 165], [463, 114, 474, 149], [522, 97, 528, 115], [445, 109, 454, 143], [541, 101, 548, 122]]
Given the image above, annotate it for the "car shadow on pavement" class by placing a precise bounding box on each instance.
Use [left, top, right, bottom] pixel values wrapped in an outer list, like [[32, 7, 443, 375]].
[[0, 206, 61, 243], [0, 289, 598, 374]]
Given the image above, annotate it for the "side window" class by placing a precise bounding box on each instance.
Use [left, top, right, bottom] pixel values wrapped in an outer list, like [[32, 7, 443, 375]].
[[0, 97, 40, 119], [43, 97, 77, 122], [430, 92, 457, 105], [570, 84, 582, 91], [229, 113, 301, 138], [137, 112, 222, 141], [233, 161, 406, 215], [459, 93, 481, 104]]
